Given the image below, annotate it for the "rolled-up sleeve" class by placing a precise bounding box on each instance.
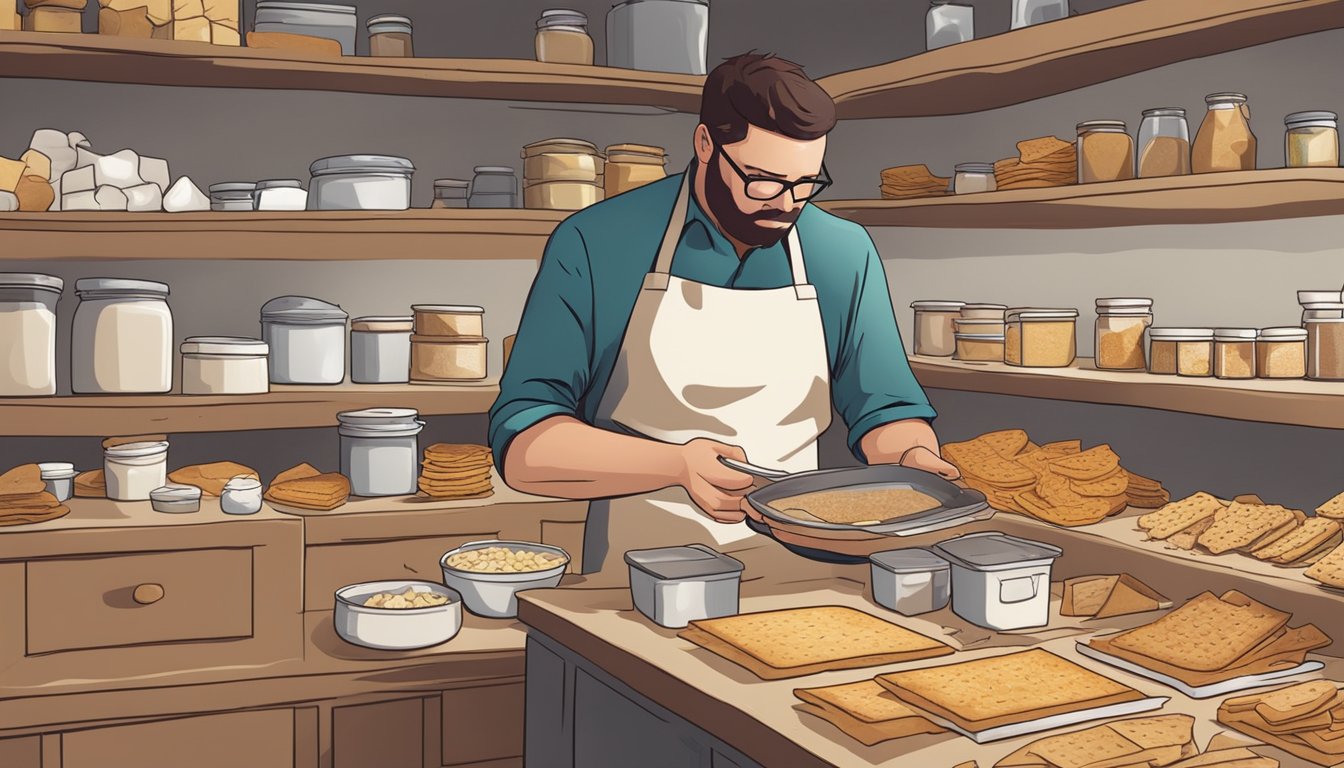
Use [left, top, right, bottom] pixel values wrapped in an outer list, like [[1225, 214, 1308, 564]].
[[831, 239, 938, 462], [489, 221, 595, 475]]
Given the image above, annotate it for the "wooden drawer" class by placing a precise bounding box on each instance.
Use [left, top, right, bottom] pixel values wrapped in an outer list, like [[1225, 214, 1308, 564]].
[[333, 697, 428, 768], [26, 548, 252, 654], [61, 709, 294, 768], [0, 734, 39, 768], [441, 682, 524, 766], [305, 533, 496, 611]]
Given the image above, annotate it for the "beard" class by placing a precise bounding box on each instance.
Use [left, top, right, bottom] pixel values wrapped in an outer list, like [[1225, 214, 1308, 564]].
[[704, 156, 801, 249]]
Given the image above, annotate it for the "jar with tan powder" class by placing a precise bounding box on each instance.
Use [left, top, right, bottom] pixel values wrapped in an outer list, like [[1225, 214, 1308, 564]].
[[1137, 108, 1190, 178], [910, 300, 964, 357], [954, 332, 1005, 363], [535, 9, 594, 66], [1076, 121, 1135, 184], [1148, 328, 1213, 377], [1094, 298, 1152, 371], [1256, 327, 1307, 379], [1285, 111, 1339, 168], [366, 15, 413, 57], [1193, 93, 1257, 173], [1306, 317, 1344, 381], [1005, 308, 1078, 368], [1213, 328, 1256, 380]]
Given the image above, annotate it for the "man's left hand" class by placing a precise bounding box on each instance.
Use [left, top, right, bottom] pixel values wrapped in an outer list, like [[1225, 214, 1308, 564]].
[[898, 445, 961, 480]]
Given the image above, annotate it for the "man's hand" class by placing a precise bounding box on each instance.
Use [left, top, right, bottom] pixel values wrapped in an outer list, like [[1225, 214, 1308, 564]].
[[676, 438, 754, 523], [860, 418, 962, 480], [899, 445, 961, 480]]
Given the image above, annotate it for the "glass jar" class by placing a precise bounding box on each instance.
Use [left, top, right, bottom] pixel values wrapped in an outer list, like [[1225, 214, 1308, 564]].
[[954, 333, 1005, 363], [1137, 108, 1191, 178], [1213, 328, 1257, 380], [72, 278, 173, 394], [1004, 308, 1078, 368], [535, 9, 593, 66], [926, 0, 973, 50], [1257, 327, 1307, 379], [1285, 111, 1339, 168], [431, 179, 469, 209], [1094, 298, 1152, 371], [1076, 121, 1134, 184], [469, 166, 518, 209], [367, 14, 413, 57], [0, 273, 62, 396], [910, 300, 964, 357], [1193, 93, 1256, 173], [1011, 0, 1068, 29], [953, 162, 997, 194], [1306, 318, 1344, 381], [1148, 328, 1213, 377]]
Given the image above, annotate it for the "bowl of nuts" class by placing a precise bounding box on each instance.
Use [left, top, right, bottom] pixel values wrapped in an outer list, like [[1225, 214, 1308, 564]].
[[439, 540, 570, 618], [334, 580, 462, 650]]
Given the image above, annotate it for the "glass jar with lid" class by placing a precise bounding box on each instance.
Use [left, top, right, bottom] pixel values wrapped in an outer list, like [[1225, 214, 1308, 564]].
[[926, 0, 973, 50], [535, 9, 593, 66], [367, 14, 413, 57], [1192, 93, 1257, 173], [1148, 328, 1213, 377], [1137, 108, 1190, 178], [1004, 308, 1078, 368], [0, 273, 63, 396], [1213, 328, 1257, 380], [1076, 121, 1134, 184], [431, 179, 469, 209], [910, 300, 964, 357], [72, 278, 173, 393], [1094, 298, 1152, 371], [953, 162, 996, 194], [469, 166, 518, 209], [1306, 317, 1344, 380], [1257, 327, 1307, 379], [1285, 111, 1339, 168]]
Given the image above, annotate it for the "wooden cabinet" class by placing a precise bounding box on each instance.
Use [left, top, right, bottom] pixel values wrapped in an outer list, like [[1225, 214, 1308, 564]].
[[440, 682, 524, 766], [61, 709, 295, 768], [0, 734, 40, 768]]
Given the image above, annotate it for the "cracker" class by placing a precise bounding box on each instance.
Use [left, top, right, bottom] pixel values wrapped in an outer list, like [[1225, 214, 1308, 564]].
[[794, 680, 926, 725], [1167, 516, 1218, 550], [168, 461, 259, 496], [943, 441, 1037, 488], [0, 464, 43, 496], [1254, 681, 1340, 724], [1018, 135, 1074, 164], [1126, 471, 1164, 491], [1048, 445, 1120, 481], [1139, 492, 1225, 539], [1197, 503, 1298, 554], [271, 462, 322, 486], [1287, 531, 1344, 566], [1108, 591, 1290, 672], [1167, 747, 1277, 768], [1127, 489, 1172, 509], [1253, 518, 1341, 562], [1072, 470, 1130, 498], [1305, 543, 1344, 587], [1316, 492, 1344, 520], [995, 716, 1196, 768], [978, 429, 1030, 459]]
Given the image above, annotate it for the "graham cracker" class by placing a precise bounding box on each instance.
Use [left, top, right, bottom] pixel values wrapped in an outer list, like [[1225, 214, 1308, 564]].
[[1305, 543, 1344, 587], [1197, 502, 1298, 555], [1248, 682, 1341, 724], [1018, 136, 1074, 164], [1316, 491, 1344, 520], [1048, 445, 1121, 481], [1291, 533, 1344, 566], [1107, 591, 1289, 673], [1140, 493, 1226, 539], [1061, 575, 1119, 617], [794, 702, 941, 747], [793, 680, 944, 745], [1253, 518, 1341, 563], [1167, 747, 1277, 768], [0, 464, 43, 496]]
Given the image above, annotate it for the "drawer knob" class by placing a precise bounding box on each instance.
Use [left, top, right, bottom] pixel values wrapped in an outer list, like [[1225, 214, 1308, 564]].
[[133, 583, 165, 605]]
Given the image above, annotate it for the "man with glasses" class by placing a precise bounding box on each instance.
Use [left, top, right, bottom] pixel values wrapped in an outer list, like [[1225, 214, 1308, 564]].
[[490, 52, 957, 572]]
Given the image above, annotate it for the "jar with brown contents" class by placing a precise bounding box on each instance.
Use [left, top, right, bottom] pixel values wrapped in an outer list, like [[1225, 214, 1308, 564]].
[[1256, 327, 1307, 379], [1213, 328, 1256, 380], [1192, 93, 1257, 173], [1306, 318, 1344, 381], [1005, 308, 1078, 368], [1076, 120, 1135, 184], [1137, 108, 1190, 178], [1094, 298, 1152, 371], [1148, 328, 1213, 377], [954, 332, 1005, 363], [534, 9, 593, 66], [1285, 111, 1339, 168], [366, 15, 412, 57]]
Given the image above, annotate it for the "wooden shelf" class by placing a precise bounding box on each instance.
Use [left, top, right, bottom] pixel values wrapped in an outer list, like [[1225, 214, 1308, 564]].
[[911, 355, 1344, 429], [824, 169, 1344, 228], [0, 381, 500, 436], [0, 31, 704, 112], [821, 0, 1344, 119], [0, 210, 565, 260]]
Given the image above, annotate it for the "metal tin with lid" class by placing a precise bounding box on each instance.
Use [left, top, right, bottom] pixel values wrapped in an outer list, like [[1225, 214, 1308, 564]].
[[869, 548, 951, 616], [351, 316, 413, 384], [149, 483, 201, 514], [935, 532, 1061, 630], [625, 544, 744, 628], [76, 277, 169, 297], [308, 155, 414, 211], [338, 408, 425, 496], [261, 295, 347, 384], [607, 0, 709, 75], [0, 274, 64, 397], [0, 273, 63, 293], [209, 182, 256, 212], [254, 0, 357, 54], [536, 8, 587, 28]]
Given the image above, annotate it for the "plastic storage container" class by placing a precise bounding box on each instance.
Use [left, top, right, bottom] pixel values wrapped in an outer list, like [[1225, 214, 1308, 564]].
[[39, 462, 75, 502], [961, 303, 1007, 320], [337, 407, 424, 497], [910, 300, 964, 357], [351, 316, 413, 384], [1137, 108, 1191, 178], [72, 278, 173, 394], [926, 0, 973, 50], [1257, 327, 1307, 379], [625, 544, 744, 628], [180, 336, 269, 395], [954, 332, 1005, 362], [1094, 298, 1153, 371], [105, 440, 170, 501], [469, 166, 518, 209], [534, 9, 593, 65], [607, 0, 709, 75], [869, 548, 951, 616], [1307, 317, 1344, 381], [308, 155, 413, 211], [1285, 111, 1338, 168], [1004, 308, 1078, 367], [209, 182, 256, 212], [934, 531, 1062, 631], [1213, 328, 1257, 380], [1148, 327, 1213, 377], [411, 336, 487, 381], [953, 162, 996, 194], [254, 1, 357, 55], [260, 295, 348, 385], [0, 273, 62, 396], [412, 305, 484, 337], [253, 179, 307, 211], [221, 476, 263, 515], [149, 483, 201, 513]]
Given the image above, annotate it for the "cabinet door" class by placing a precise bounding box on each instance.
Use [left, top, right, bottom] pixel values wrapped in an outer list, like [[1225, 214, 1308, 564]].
[[441, 682, 524, 766], [332, 697, 426, 768], [0, 735, 40, 768], [62, 709, 293, 768]]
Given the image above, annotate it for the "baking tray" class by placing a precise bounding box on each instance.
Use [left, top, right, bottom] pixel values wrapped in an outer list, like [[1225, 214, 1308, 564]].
[[1076, 641, 1325, 699], [918, 696, 1170, 744]]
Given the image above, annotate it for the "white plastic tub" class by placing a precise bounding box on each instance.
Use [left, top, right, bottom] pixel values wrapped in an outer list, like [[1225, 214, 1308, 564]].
[[105, 441, 170, 501], [869, 548, 950, 616], [180, 336, 269, 395], [625, 544, 744, 628], [934, 532, 1061, 631]]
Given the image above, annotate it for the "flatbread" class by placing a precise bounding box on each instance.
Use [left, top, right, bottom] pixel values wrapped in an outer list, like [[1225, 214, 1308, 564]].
[[0, 464, 44, 496], [794, 679, 944, 745], [996, 714, 1196, 768], [168, 461, 258, 496]]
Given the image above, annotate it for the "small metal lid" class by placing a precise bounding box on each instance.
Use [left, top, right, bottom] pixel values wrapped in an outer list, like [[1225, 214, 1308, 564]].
[[954, 162, 995, 174], [76, 278, 170, 296], [38, 462, 76, 479], [1149, 327, 1214, 340], [254, 179, 303, 191], [1095, 297, 1153, 309], [1214, 328, 1258, 341], [209, 182, 257, 193], [336, 407, 420, 426], [351, 315, 414, 332], [1141, 107, 1186, 118], [412, 304, 484, 314], [1205, 92, 1248, 105], [911, 300, 965, 310], [181, 336, 270, 356], [870, 547, 949, 575], [309, 155, 414, 177], [624, 544, 744, 581], [473, 166, 517, 176], [255, 1, 355, 13], [1285, 111, 1339, 128], [934, 531, 1061, 571], [1259, 327, 1308, 340], [366, 13, 412, 30], [1076, 119, 1128, 132], [1006, 308, 1079, 321], [961, 303, 1008, 311], [149, 484, 202, 501], [537, 8, 588, 28], [261, 295, 348, 323], [0, 273, 63, 293], [433, 179, 470, 189]]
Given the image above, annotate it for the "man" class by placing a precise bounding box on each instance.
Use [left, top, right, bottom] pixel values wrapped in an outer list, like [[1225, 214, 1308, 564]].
[[489, 53, 958, 572]]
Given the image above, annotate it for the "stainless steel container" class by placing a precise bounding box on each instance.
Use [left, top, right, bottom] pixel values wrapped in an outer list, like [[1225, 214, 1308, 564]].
[[440, 540, 569, 618], [869, 548, 950, 616], [308, 154, 414, 211], [350, 316, 412, 384], [260, 295, 348, 385], [209, 182, 257, 212], [469, 166, 518, 208], [334, 580, 463, 650], [625, 544, 743, 628], [606, 0, 708, 75], [337, 407, 424, 497], [934, 532, 1061, 631], [38, 462, 75, 502], [254, 1, 357, 54]]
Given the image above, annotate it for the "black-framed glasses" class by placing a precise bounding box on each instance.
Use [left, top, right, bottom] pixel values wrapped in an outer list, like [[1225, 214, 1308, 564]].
[[715, 145, 832, 202]]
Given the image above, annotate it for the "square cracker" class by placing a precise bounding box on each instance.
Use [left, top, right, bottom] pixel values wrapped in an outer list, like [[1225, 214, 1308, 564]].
[[1167, 516, 1218, 550], [978, 429, 1030, 459], [793, 679, 927, 725], [1254, 681, 1341, 724], [1048, 445, 1121, 481], [1305, 543, 1344, 587], [1018, 136, 1074, 164], [1254, 518, 1341, 562], [1317, 491, 1344, 520], [1197, 503, 1298, 554], [1109, 591, 1289, 672], [995, 715, 1195, 768], [1139, 492, 1225, 539]]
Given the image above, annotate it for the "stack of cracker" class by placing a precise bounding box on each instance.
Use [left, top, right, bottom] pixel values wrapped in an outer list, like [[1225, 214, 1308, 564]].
[[264, 463, 350, 511], [994, 714, 1197, 768], [793, 679, 944, 746], [943, 429, 1169, 527], [1139, 491, 1341, 565], [879, 164, 951, 200], [1219, 680, 1344, 766], [994, 136, 1078, 190], [74, 468, 105, 498], [418, 443, 494, 500], [0, 464, 70, 527], [1087, 590, 1330, 690], [1061, 574, 1171, 619]]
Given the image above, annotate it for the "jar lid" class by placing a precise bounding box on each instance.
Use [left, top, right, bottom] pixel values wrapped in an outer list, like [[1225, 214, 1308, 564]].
[[1304, 317, 1344, 324], [1006, 308, 1079, 321], [954, 162, 995, 174], [870, 547, 950, 574], [1297, 290, 1342, 304], [604, 143, 666, 158], [1149, 327, 1214, 340], [624, 543, 744, 580], [1259, 327, 1308, 340], [76, 277, 170, 296], [961, 303, 1007, 311], [181, 336, 270, 356], [473, 165, 516, 175], [223, 475, 263, 492], [1301, 302, 1344, 310], [261, 295, 348, 323], [255, 179, 303, 190], [256, 1, 355, 12], [0, 272, 64, 293], [366, 13, 411, 27], [433, 179, 470, 189], [522, 138, 600, 158], [149, 483, 202, 502], [536, 8, 587, 28], [1214, 328, 1258, 340], [954, 332, 1006, 341], [412, 304, 485, 314], [337, 407, 421, 426], [1076, 120, 1128, 132], [911, 300, 966, 310], [1205, 92, 1248, 105], [309, 155, 414, 177], [1285, 111, 1338, 127], [105, 440, 170, 458], [352, 315, 414, 332], [209, 182, 256, 193], [1141, 107, 1186, 117], [1096, 297, 1153, 309], [38, 462, 76, 479]]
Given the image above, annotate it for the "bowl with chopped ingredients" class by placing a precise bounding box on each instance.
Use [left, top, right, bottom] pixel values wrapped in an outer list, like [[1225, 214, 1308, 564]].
[[334, 580, 462, 650], [440, 540, 570, 618]]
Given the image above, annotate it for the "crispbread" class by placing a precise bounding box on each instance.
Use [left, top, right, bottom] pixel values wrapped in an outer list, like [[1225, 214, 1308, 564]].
[[1254, 681, 1340, 724], [1071, 470, 1130, 498], [943, 441, 1037, 488], [1305, 543, 1344, 587], [876, 649, 1143, 732], [1197, 503, 1298, 554], [1018, 136, 1074, 164], [1253, 518, 1341, 563], [74, 469, 104, 497], [685, 606, 952, 675], [978, 429, 1030, 459], [1061, 575, 1119, 617], [1048, 445, 1121, 481], [794, 680, 931, 725], [1108, 714, 1197, 751], [168, 461, 259, 496], [1108, 591, 1289, 672], [1140, 492, 1225, 539], [794, 701, 942, 747], [995, 717, 1199, 768], [1316, 491, 1344, 520], [0, 464, 43, 496], [1167, 748, 1277, 768], [1167, 516, 1218, 550], [1293, 533, 1344, 567], [265, 467, 350, 511]]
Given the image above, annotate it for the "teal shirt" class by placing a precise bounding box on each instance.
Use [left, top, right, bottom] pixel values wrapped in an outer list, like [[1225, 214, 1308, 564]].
[[488, 170, 936, 475]]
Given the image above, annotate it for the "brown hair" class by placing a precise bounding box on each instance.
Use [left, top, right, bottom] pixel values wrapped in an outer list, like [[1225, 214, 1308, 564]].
[[699, 52, 837, 146]]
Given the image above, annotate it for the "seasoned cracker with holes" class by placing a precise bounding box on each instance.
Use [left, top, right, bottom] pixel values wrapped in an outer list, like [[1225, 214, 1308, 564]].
[[1197, 502, 1297, 555], [1138, 492, 1226, 539]]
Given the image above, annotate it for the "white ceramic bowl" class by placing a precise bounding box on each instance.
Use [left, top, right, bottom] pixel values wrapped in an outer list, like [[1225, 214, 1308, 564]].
[[334, 580, 462, 650], [440, 540, 569, 618]]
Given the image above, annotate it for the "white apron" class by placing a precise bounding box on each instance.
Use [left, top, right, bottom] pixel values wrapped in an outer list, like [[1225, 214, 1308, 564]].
[[584, 174, 833, 575]]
